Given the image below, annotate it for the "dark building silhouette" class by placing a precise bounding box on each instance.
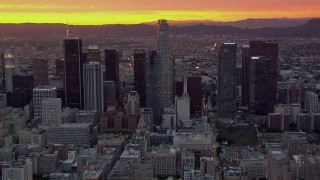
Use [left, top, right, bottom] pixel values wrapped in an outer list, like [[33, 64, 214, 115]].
[[55, 59, 64, 78], [13, 75, 34, 93], [277, 82, 300, 104], [217, 43, 237, 118], [33, 58, 49, 87], [134, 49, 147, 107], [146, 50, 161, 124], [241, 45, 250, 106], [7, 91, 31, 108], [87, 45, 100, 62], [249, 56, 269, 115], [103, 81, 117, 111], [105, 49, 120, 101], [64, 38, 83, 109], [175, 76, 203, 117], [248, 41, 278, 113]]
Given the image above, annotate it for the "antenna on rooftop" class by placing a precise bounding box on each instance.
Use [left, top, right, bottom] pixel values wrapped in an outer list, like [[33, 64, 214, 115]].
[[66, 17, 70, 37]]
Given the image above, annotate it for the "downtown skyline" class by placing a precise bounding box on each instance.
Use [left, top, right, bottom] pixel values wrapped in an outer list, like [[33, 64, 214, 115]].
[[0, 0, 320, 25]]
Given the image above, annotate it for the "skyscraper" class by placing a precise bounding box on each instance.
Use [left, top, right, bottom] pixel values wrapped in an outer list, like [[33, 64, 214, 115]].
[[42, 98, 62, 125], [146, 50, 161, 124], [33, 58, 49, 87], [33, 86, 57, 119], [134, 49, 147, 107], [105, 49, 120, 101], [157, 19, 173, 110], [127, 91, 140, 115], [249, 41, 278, 113], [3, 47, 18, 92], [241, 45, 250, 107], [87, 45, 100, 62], [83, 62, 104, 115], [218, 42, 237, 118], [64, 37, 83, 109], [249, 56, 269, 115]]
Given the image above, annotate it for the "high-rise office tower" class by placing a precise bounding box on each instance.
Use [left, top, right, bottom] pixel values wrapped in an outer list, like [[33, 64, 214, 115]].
[[146, 50, 161, 124], [127, 91, 140, 115], [134, 49, 147, 107], [105, 49, 120, 101], [248, 41, 278, 113], [2, 159, 33, 180], [3, 47, 18, 92], [42, 98, 62, 125], [0, 53, 4, 91], [87, 45, 100, 62], [241, 45, 250, 106], [157, 19, 173, 110], [103, 81, 117, 111], [217, 42, 237, 117], [175, 75, 190, 123], [249, 56, 269, 115], [83, 62, 104, 115], [64, 37, 83, 109], [175, 76, 203, 117], [33, 86, 57, 119], [33, 58, 49, 87]]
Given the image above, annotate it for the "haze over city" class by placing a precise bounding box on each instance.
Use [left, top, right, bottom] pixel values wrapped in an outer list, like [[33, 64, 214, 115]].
[[1, 0, 320, 24]]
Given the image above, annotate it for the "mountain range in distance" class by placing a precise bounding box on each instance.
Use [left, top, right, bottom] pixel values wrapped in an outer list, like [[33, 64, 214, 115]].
[[0, 18, 320, 38], [144, 17, 318, 28]]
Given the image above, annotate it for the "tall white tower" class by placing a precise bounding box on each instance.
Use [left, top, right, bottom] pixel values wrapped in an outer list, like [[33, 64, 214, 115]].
[[157, 19, 173, 110], [175, 75, 190, 125], [127, 91, 140, 115], [3, 47, 18, 92], [83, 62, 104, 115]]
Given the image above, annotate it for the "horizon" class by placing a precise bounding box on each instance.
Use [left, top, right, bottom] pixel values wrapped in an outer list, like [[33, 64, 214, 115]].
[[1, 0, 320, 25], [0, 17, 319, 26]]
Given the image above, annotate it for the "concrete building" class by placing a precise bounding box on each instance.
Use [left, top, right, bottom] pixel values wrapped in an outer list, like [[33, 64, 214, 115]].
[[305, 155, 320, 180], [267, 150, 291, 180], [304, 91, 319, 113], [240, 151, 267, 179], [127, 91, 140, 115], [51, 123, 91, 146], [297, 113, 313, 132], [293, 154, 306, 180], [120, 149, 141, 163], [33, 86, 57, 119], [2, 159, 33, 180], [83, 62, 104, 116], [152, 146, 176, 176], [42, 98, 62, 125], [274, 103, 301, 123], [103, 81, 117, 111], [268, 113, 290, 131], [173, 133, 213, 155], [131, 161, 154, 180], [162, 108, 176, 129], [75, 110, 98, 125], [37, 152, 60, 175], [175, 75, 190, 123]]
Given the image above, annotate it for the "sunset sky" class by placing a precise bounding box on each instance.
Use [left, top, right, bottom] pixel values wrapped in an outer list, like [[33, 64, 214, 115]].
[[1, 0, 320, 24]]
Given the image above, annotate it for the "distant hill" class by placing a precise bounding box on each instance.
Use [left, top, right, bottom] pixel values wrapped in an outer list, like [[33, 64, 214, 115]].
[[146, 18, 315, 28], [0, 18, 320, 38]]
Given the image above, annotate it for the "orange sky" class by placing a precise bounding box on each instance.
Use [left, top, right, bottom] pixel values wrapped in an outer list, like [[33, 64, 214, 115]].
[[0, 0, 320, 24]]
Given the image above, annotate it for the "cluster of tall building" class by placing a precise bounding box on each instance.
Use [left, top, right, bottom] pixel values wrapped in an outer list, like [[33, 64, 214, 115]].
[[218, 41, 279, 118]]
